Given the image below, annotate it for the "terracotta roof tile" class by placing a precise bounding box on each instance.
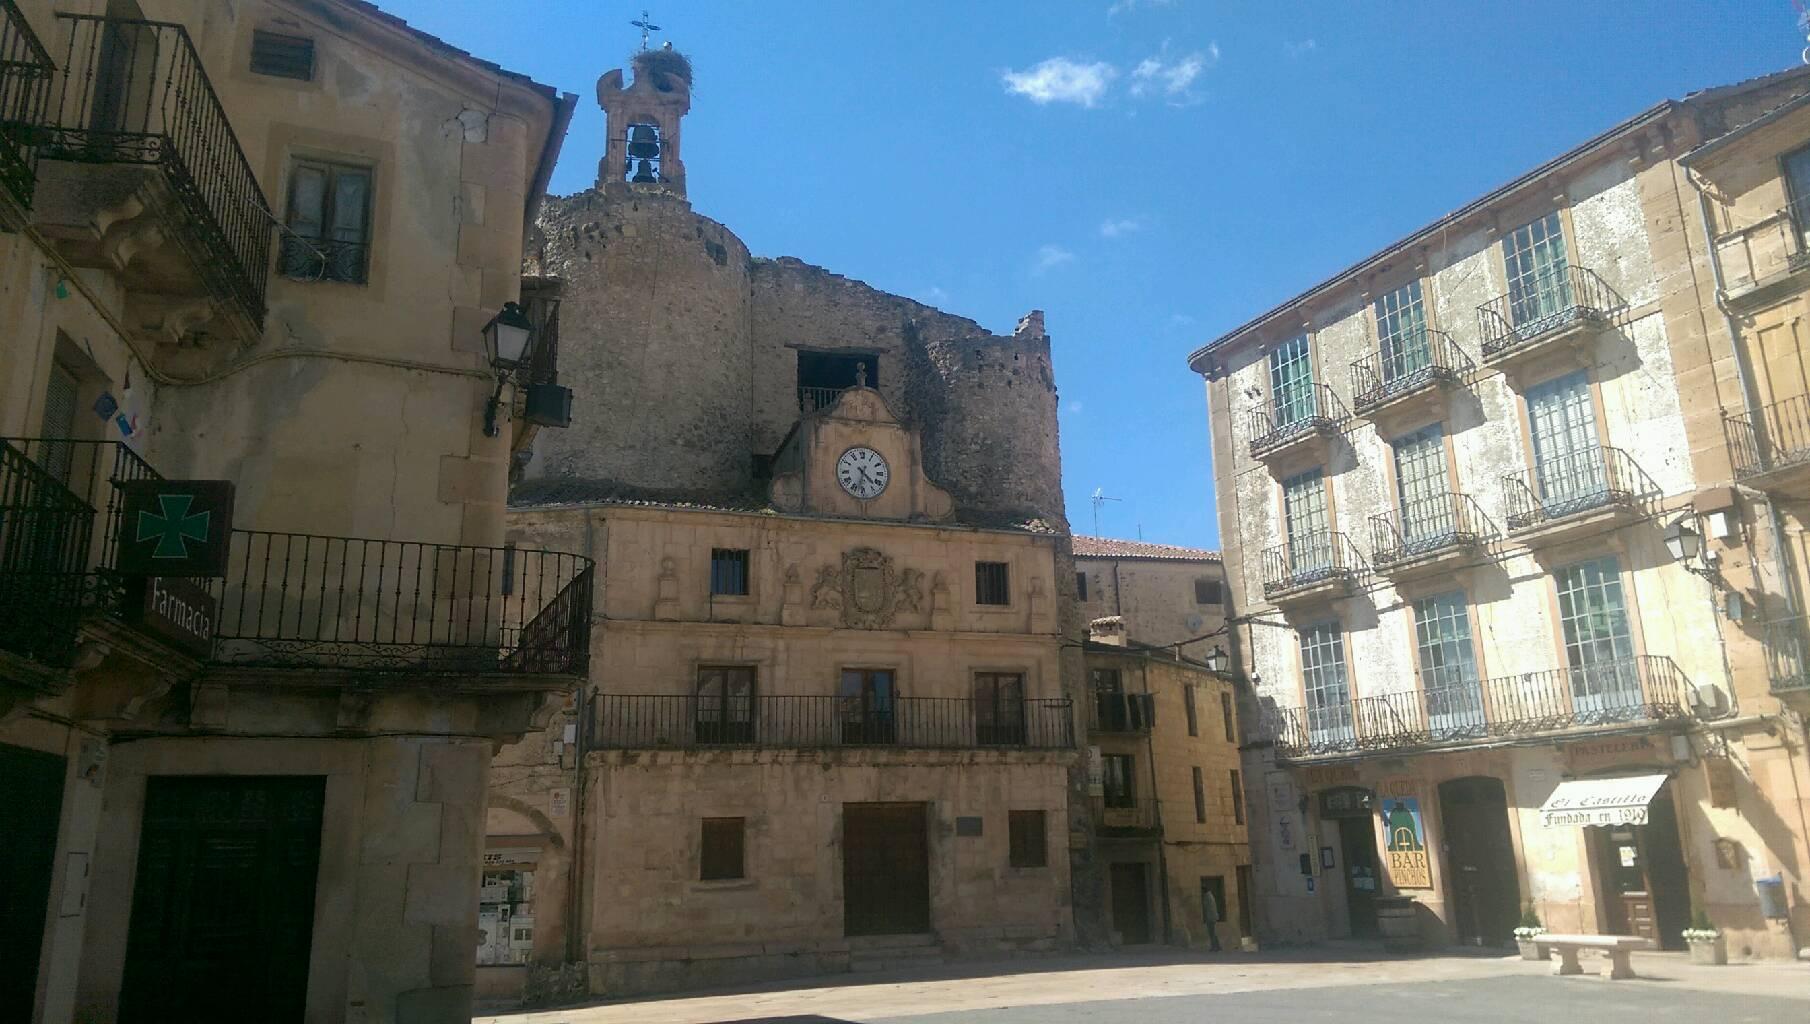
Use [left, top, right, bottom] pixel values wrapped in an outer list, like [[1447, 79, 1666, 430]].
[[1071, 536, 1221, 561]]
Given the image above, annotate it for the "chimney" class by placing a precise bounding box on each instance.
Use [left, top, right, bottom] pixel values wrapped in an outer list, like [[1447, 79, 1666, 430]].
[[1089, 615, 1127, 646]]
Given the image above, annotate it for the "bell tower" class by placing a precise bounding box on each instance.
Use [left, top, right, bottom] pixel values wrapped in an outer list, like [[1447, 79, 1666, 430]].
[[596, 43, 692, 195]]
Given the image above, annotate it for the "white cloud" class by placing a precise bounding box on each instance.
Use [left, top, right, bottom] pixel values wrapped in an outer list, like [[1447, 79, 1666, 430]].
[[1002, 57, 1117, 108], [1129, 47, 1215, 100], [1168, 312, 1198, 327], [1286, 39, 1317, 58], [1099, 217, 1143, 238], [1033, 244, 1075, 274], [921, 285, 950, 305], [1063, 400, 1085, 416], [1107, 0, 1174, 16]]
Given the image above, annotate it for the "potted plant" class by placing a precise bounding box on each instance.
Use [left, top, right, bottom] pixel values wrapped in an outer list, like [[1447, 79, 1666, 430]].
[[1513, 905, 1546, 961], [1683, 908, 1726, 965]]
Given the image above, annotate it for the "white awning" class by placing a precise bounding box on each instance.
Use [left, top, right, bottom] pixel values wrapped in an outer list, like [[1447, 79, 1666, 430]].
[[1539, 774, 1670, 828]]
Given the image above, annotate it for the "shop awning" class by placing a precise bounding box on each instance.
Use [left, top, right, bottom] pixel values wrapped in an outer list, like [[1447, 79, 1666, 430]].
[[1539, 774, 1669, 828]]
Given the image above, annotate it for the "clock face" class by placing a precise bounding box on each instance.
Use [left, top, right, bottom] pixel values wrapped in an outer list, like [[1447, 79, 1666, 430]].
[[837, 446, 890, 499]]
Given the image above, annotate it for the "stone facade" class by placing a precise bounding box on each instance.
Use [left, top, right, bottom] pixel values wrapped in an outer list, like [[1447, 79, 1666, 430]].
[[0, 4, 586, 1022], [1188, 68, 1810, 960], [1073, 538, 1227, 659]]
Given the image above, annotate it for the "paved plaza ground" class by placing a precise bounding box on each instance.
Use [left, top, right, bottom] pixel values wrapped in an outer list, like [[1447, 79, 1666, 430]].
[[477, 947, 1810, 1024]]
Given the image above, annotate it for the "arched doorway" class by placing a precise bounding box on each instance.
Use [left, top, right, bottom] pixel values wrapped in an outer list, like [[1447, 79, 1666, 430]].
[[1438, 776, 1520, 946]]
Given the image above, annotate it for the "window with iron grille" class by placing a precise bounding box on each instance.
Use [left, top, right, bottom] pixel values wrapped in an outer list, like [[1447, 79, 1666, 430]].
[[1192, 766, 1207, 823], [1220, 690, 1236, 743], [1008, 810, 1047, 868], [1102, 753, 1136, 809], [1194, 577, 1221, 604], [250, 30, 315, 81], [975, 561, 1010, 605], [710, 548, 750, 596], [700, 817, 745, 880], [1184, 685, 1199, 736], [1075, 571, 1089, 601], [280, 159, 372, 284], [1230, 769, 1245, 825]]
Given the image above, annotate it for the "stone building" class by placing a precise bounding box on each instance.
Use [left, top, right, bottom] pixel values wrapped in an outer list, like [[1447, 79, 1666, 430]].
[[481, 45, 1087, 1002], [1187, 68, 1810, 959], [0, 3, 589, 1022], [1073, 536, 1228, 658]]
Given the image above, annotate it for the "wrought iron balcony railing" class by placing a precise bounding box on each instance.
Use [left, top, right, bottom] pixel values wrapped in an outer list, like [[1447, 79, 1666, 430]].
[[1093, 796, 1160, 834], [797, 385, 849, 414], [210, 532, 593, 676], [1762, 616, 1810, 695], [1248, 383, 1349, 458], [1725, 393, 1810, 480], [42, 15, 272, 329], [1502, 445, 1654, 532], [1089, 690, 1155, 733], [1262, 654, 1692, 759], [1476, 265, 1617, 359], [0, 1, 53, 211], [591, 694, 1074, 750], [1350, 328, 1473, 410], [1369, 493, 1496, 566], [1711, 194, 1810, 295], [1261, 531, 1366, 598]]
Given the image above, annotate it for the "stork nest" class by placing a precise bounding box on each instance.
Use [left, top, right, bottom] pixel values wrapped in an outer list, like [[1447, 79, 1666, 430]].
[[632, 47, 693, 87]]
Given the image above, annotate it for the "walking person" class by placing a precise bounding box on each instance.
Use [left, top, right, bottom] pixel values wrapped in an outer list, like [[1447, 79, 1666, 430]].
[[1202, 887, 1223, 952]]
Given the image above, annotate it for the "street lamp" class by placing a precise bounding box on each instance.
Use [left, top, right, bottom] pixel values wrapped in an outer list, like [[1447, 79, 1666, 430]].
[[481, 301, 536, 438], [1205, 644, 1230, 674], [1663, 515, 1702, 565]]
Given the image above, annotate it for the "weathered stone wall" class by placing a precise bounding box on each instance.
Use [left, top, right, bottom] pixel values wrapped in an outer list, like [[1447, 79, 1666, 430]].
[[1075, 556, 1227, 655]]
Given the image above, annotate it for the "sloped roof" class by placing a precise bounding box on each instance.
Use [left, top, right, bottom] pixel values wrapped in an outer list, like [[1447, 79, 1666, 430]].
[[1072, 536, 1221, 561]]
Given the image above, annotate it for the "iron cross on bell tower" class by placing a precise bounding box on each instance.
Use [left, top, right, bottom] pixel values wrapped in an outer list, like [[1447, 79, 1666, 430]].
[[630, 10, 660, 51]]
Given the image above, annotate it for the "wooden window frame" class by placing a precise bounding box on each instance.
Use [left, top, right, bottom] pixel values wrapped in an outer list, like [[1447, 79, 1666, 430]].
[[710, 548, 750, 597], [1008, 810, 1048, 869], [975, 561, 1011, 606], [250, 29, 315, 81], [1101, 753, 1137, 809], [699, 817, 745, 881], [280, 158, 373, 285]]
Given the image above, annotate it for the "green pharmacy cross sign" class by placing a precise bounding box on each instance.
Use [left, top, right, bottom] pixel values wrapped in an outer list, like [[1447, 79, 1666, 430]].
[[116, 480, 235, 577]]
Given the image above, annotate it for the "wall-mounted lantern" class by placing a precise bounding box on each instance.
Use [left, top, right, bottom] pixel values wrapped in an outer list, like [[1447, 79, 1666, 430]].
[[481, 301, 535, 437]]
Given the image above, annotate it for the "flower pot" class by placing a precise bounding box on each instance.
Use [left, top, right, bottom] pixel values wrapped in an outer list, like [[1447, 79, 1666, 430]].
[[1687, 936, 1727, 965], [1516, 938, 1545, 961]]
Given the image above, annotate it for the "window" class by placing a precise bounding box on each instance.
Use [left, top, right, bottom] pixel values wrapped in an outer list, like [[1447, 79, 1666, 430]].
[[280, 159, 371, 284], [1230, 769, 1245, 825], [1193, 577, 1222, 605], [1008, 810, 1047, 868], [39, 361, 78, 484], [696, 666, 755, 744], [1503, 211, 1571, 329], [1555, 556, 1641, 715], [710, 548, 750, 596], [1268, 333, 1315, 427], [250, 30, 314, 80], [797, 350, 878, 412], [1374, 279, 1430, 383], [1192, 766, 1207, 823], [838, 668, 896, 744], [1183, 685, 1199, 737], [1414, 591, 1482, 733], [1076, 571, 1089, 601], [1300, 622, 1353, 746], [975, 561, 1011, 605], [1220, 690, 1236, 743], [974, 672, 1026, 745], [1101, 753, 1136, 808], [1282, 468, 1330, 574], [1200, 875, 1227, 923], [1785, 144, 1810, 243], [1526, 370, 1605, 508], [700, 817, 745, 880], [1393, 425, 1450, 548]]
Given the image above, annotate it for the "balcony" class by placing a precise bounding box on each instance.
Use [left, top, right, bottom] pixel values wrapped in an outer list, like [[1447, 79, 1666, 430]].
[[1502, 446, 1655, 546], [1368, 493, 1497, 580], [31, 15, 272, 356], [1476, 266, 1619, 378], [1092, 797, 1160, 837], [1726, 394, 1810, 497], [1248, 383, 1350, 469], [590, 694, 1074, 750], [1711, 195, 1810, 312], [1762, 616, 1810, 700], [0, 1, 54, 220], [1262, 654, 1693, 759], [798, 385, 850, 414], [1261, 532, 1366, 607], [0, 437, 595, 686], [1089, 690, 1155, 733], [1349, 328, 1474, 430]]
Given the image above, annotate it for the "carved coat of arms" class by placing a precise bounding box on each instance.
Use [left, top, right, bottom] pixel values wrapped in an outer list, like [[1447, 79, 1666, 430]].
[[809, 547, 924, 629]]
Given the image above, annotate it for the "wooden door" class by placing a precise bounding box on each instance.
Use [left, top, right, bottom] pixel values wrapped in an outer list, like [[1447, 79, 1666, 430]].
[[1438, 776, 1521, 946], [842, 802, 929, 937], [0, 744, 65, 1020], [118, 776, 325, 1024], [1109, 862, 1152, 944], [1340, 817, 1381, 937]]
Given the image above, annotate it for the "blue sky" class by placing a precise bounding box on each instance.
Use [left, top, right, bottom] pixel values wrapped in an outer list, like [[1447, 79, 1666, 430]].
[[385, 1, 1794, 548]]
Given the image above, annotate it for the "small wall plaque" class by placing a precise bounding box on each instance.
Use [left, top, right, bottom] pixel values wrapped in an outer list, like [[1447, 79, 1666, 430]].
[[955, 816, 983, 837]]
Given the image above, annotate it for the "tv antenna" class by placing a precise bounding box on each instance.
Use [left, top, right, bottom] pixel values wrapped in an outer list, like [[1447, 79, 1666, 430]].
[[630, 10, 661, 51], [1090, 488, 1121, 538]]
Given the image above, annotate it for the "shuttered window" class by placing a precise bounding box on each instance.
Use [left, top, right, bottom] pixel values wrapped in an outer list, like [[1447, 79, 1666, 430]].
[[39, 362, 78, 484], [975, 561, 1010, 605], [280, 160, 372, 284], [250, 30, 315, 81], [700, 817, 745, 880], [1008, 810, 1047, 868]]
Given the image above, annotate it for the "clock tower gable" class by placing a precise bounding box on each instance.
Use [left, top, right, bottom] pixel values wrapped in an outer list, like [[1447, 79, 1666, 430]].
[[768, 386, 954, 522]]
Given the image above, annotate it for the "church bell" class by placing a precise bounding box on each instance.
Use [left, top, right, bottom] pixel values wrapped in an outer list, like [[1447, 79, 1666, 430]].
[[627, 125, 660, 161]]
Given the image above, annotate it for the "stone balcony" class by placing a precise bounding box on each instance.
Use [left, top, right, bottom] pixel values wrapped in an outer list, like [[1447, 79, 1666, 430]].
[[1368, 492, 1498, 582], [1501, 445, 1655, 548], [1247, 383, 1350, 472], [1348, 328, 1475, 433], [1476, 265, 1620, 382]]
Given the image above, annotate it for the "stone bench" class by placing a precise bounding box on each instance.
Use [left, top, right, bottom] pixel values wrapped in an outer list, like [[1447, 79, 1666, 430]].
[[1532, 934, 1654, 979]]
